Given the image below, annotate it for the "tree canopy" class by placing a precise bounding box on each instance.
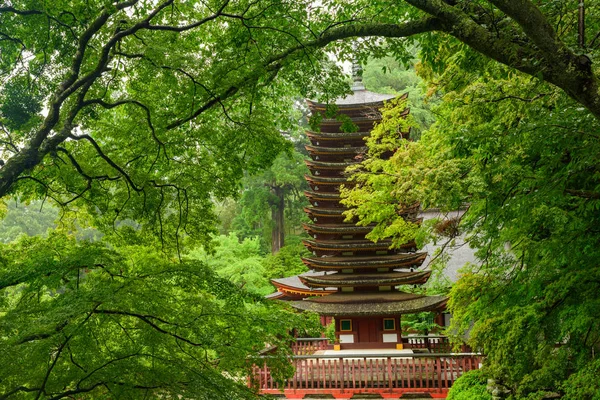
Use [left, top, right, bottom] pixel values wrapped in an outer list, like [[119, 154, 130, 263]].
[[0, 232, 318, 399], [4, 0, 600, 253], [3, 0, 600, 399], [342, 55, 600, 400]]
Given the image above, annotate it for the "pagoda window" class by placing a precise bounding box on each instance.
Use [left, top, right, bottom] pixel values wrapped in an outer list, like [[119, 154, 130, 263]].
[[377, 268, 390, 272], [342, 269, 353, 273], [383, 318, 396, 331], [342, 235, 353, 239], [341, 286, 354, 292], [379, 286, 391, 291], [340, 319, 352, 331], [342, 252, 353, 256], [376, 251, 388, 255]]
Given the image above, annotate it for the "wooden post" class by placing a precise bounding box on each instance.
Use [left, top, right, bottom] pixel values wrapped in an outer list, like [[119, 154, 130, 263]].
[[340, 358, 344, 390], [387, 357, 393, 390]]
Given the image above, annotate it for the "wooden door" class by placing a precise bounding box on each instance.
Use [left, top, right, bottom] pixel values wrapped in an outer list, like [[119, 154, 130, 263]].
[[357, 318, 379, 343]]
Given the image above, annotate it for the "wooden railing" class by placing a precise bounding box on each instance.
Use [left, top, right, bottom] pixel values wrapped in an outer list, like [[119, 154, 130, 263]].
[[404, 335, 453, 353], [291, 338, 330, 355], [251, 353, 481, 394]]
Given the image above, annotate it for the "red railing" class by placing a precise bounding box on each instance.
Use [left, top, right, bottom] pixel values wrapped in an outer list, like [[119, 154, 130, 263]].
[[251, 353, 481, 397], [291, 338, 330, 355]]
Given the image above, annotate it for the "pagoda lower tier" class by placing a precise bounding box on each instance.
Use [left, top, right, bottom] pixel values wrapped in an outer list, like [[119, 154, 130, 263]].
[[291, 291, 447, 317]]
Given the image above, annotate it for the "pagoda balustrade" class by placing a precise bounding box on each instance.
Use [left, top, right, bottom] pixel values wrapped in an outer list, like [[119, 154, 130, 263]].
[[290, 336, 463, 356], [291, 338, 330, 355], [251, 352, 482, 398]]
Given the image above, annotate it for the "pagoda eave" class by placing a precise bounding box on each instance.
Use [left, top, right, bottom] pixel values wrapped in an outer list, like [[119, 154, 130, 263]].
[[305, 145, 366, 155], [290, 295, 448, 316], [303, 239, 394, 252], [301, 252, 427, 270], [299, 270, 432, 287], [302, 223, 373, 235]]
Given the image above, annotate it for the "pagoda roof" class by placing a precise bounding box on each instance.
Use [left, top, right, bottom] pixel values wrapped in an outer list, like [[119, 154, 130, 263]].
[[317, 117, 381, 125], [299, 270, 431, 287], [304, 175, 350, 186], [306, 131, 370, 140], [302, 223, 373, 235], [304, 206, 347, 217], [304, 238, 402, 252], [271, 272, 336, 297], [304, 160, 356, 170], [291, 292, 448, 316], [302, 252, 426, 270], [304, 191, 342, 201], [307, 91, 396, 108], [305, 145, 366, 155]]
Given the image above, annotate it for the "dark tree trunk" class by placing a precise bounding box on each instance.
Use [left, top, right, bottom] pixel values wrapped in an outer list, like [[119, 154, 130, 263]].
[[271, 186, 285, 254]]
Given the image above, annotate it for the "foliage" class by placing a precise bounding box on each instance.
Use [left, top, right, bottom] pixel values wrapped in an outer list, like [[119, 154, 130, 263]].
[[0, 233, 313, 399], [230, 146, 309, 252], [0, 0, 350, 253], [560, 358, 600, 400], [187, 234, 309, 295], [4, 1, 600, 398], [447, 369, 492, 400], [341, 97, 423, 249], [0, 199, 57, 243], [343, 59, 600, 397], [363, 56, 438, 138], [401, 312, 438, 335], [262, 238, 309, 281], [187, 233, 271, 295]]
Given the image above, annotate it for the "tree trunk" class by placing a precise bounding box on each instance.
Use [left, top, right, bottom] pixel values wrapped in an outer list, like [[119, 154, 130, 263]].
[[271, 186, 285, 254]]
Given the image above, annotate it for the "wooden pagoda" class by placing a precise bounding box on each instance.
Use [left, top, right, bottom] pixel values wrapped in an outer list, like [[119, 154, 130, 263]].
[[270, 67, 447, 350]]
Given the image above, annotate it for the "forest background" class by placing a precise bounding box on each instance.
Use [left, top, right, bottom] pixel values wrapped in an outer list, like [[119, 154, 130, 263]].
[[1, 1, 600, 399]]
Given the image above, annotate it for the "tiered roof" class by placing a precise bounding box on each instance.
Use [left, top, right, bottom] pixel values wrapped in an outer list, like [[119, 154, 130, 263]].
[[269, 70, 446, 315]]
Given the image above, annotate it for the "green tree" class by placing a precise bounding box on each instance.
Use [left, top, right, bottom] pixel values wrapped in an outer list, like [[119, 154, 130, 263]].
[[0, 233, 315, 399], [363, 56, 438, 138], [231, 146, 309, 253], [0, 199, 57, 243], [5, 0, 600, 247], [187, 233, 271, 295], [342, 65, 600, 398]]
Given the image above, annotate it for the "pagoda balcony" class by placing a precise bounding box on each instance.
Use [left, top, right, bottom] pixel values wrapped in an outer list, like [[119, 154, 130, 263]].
[[288, 336, 467, 356], [250, 351, 481, 399]]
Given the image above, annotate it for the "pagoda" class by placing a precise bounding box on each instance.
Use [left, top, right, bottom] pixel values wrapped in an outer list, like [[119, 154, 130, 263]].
[[270, 64, 447, 350]]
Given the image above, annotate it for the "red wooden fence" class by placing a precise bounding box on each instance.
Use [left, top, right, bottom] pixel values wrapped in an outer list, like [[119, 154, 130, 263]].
[[291, 338, 330, 355], [251, 353, 481, 398]]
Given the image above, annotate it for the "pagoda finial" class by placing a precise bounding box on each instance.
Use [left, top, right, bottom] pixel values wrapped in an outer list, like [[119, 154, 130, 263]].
[[351, 42, 365, 92]]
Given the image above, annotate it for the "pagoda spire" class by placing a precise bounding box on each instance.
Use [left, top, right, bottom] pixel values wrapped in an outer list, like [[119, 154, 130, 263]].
[[351, 43, 365, 92]]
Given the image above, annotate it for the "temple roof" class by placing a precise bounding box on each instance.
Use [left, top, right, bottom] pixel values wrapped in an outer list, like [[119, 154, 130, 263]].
[[304, 160, 356, 170], [304, 206, 346, 216], [304, 175, 349, 185], [291, 293, 448, 316], [305, 145, 366, 154], [306, 131, 370, 140], [303, 238, 396, 251], [302, 223, 373, 234], [300, 270, 431, 287], [302, 252, 426, 269], [304, 191, 342, 201], [271, 271, 336, 296], [307, 91, 396, 108]]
